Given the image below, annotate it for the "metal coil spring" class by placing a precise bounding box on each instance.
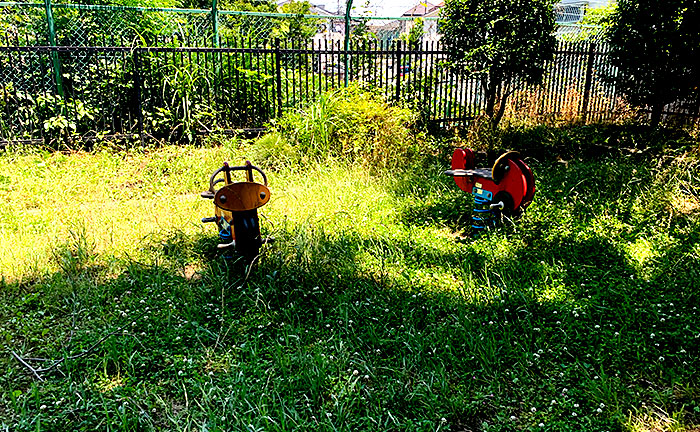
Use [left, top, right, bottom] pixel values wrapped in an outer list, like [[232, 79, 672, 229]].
[[471, 194, 496, 234]]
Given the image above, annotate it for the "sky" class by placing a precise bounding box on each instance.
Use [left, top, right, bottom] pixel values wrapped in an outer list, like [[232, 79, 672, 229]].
[[318, 0, 421, 17]]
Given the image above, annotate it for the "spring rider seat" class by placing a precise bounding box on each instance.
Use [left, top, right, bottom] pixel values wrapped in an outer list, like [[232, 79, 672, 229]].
[[444, 148, 535, 234], [201, 161, 271, 261]]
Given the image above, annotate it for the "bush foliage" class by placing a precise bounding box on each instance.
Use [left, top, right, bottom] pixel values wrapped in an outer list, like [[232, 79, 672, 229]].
[[254, 85, 430, 170]]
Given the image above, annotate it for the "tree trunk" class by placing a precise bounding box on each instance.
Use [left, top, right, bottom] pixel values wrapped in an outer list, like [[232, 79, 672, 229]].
[[493, 89, 510, 129], [483, 77, 496, 119]]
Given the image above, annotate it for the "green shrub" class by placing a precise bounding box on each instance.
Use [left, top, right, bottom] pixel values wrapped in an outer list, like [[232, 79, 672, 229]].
[[246, 131, 299, 168], [268, 85, 427, 170]]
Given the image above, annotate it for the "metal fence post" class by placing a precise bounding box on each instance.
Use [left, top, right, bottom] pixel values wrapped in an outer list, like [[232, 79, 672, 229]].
[[44, 0, 63, 96], [395, 40, 402, 102], [211, 0, 219, 48], [212, 0, 220, 100], [581, 42, 595, 122], [343, 0, 353, 87], [274, 38, 282, 117], [133, 49, 144, 143]]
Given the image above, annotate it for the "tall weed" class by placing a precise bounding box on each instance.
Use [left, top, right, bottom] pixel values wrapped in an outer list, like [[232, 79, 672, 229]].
[[263, 85, 428, 170]]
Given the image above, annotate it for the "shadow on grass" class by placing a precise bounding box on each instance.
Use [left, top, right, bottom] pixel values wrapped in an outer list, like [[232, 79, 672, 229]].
[[2, 155, 699, 431]]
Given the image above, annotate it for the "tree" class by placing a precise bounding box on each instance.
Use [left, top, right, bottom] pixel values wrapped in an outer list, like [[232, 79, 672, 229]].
[[273, 1, 320, 43], [399, 17, 425, 51], [439, 0, 556, 127], [606, 0, 700, 126]]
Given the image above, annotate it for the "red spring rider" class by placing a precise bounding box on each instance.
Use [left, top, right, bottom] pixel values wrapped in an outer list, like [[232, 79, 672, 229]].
[[444, 149, 535, 233]]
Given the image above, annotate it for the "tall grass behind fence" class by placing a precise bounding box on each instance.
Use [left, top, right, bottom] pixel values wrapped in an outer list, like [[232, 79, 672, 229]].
[[1, 39, 491, 144], [0, 40, 642, 145], [506, 41, 623, 123]]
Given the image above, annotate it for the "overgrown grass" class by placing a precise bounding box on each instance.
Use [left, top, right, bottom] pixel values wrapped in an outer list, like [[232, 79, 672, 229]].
[[1, 124, 699, 432]]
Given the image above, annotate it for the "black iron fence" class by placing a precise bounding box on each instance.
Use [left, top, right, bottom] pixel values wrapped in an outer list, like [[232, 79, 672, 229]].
[[2, 39, 687, 146]]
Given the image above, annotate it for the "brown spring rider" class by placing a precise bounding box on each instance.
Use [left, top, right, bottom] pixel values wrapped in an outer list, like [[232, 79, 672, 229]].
[[201, 161, 272, 261]]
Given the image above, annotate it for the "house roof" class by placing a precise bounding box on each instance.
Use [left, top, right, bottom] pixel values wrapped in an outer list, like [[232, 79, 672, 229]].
[[368, 20, 401, 32], [402, 1, 441, 17]]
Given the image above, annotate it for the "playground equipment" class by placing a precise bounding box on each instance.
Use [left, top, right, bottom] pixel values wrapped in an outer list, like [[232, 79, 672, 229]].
[[444, 148, 535, 234], [201, 161, 271, 260]]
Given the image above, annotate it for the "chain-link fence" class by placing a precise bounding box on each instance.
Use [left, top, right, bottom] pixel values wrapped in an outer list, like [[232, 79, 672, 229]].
[[2, 1, 633, 146], [2, 1, 607, 48]]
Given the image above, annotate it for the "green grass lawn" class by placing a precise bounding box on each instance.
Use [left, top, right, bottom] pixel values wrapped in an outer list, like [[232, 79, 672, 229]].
[[1, 128, 699, 431]]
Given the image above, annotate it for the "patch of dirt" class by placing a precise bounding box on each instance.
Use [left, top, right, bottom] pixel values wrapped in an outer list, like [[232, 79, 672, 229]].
[[671, 195, 700, 215], [182, 264, 203, 281]]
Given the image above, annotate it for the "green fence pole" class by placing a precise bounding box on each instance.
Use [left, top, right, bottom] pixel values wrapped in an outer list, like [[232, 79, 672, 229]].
[[212, 0, 220, 100], [343, 0, 353, 87], [211, 0, 219, 47], [44, 0, 63, 96]]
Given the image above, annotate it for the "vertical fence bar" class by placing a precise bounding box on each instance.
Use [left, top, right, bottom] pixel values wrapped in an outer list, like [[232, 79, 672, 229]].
[[44, 0, 63, 96], [133, 49, 143, 142], [581, 42, 595, 123], [343, 0, 353, 87], [394, 40, 402, 102], [275, 39, 282, 117]]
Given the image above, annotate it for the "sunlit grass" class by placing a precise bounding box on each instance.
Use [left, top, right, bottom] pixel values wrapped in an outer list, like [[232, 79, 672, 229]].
[[0, 146, 221, 281], [1, 131, 699, 431]]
